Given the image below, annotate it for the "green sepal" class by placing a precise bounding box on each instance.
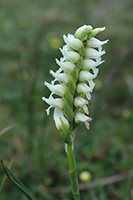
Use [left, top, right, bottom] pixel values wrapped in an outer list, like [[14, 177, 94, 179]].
[[60, 118, 72, 145], [1, 160, 35, 200], [62, 97, 74, 123]]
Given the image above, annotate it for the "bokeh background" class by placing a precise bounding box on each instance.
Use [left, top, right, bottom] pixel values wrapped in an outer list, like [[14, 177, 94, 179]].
[[0, 0, 133, 199]]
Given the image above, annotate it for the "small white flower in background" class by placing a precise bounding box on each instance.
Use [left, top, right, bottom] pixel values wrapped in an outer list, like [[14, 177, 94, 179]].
[[42, 25, 108, 144]]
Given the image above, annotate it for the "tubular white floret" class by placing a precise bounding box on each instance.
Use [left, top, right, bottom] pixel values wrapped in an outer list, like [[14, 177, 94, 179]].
[[79, 69, 98, 91], [77, 83, 92, 93], [83, 59, 104, 70], [44, 81, 65, 97], [74, 97, 89, 114], [60, 45, 80, 63], [74, 97, 87, 106], [75, 112, 92, 130], [42, 95, 63, 115], [55, 59, 76, 72], [79, 69, 99, 82], [64, 51, 80, 63], [63, 34, 83, 51], [87, 37, 109, 48], [85, 48, 106, 59], [54, 108, 70, 130], [50, 70, 69, 83], [77, 83, 92, 100]]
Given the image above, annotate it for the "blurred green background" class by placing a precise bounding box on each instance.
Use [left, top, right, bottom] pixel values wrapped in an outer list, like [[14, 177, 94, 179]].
[[0, 0, 133, 199]]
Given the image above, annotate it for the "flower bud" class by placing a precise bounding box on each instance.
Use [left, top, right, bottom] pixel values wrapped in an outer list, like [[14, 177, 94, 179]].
[[90, 27, 105, 37], [63, 34, 83, 51], [74, 25, 93, 39]]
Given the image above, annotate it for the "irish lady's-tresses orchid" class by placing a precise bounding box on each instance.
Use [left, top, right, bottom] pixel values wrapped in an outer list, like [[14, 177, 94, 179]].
[[42, 25, 108, 144], [42, 25, 108, 200]]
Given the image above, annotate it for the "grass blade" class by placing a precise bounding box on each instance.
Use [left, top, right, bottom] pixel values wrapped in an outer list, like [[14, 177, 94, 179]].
[[1, 160, 36, 200]]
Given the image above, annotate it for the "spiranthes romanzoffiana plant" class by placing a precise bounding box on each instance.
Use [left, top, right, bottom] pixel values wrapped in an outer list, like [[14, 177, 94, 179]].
[[42, 25, 108, 200]]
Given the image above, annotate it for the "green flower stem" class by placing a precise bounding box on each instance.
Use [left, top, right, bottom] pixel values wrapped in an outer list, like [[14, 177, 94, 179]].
[[66, 144, 80, 200]]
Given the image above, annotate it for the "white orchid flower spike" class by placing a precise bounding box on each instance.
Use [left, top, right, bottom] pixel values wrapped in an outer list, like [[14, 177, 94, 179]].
[[42, 25, 108, 144]]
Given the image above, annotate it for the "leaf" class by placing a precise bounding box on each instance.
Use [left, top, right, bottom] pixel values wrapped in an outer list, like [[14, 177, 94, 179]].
[[0, 158, 14, 193], [1, 160, 36, 200]]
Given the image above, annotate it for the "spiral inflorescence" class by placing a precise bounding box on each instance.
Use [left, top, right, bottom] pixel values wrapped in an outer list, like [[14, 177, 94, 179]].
[[42, 25, 108, 144]]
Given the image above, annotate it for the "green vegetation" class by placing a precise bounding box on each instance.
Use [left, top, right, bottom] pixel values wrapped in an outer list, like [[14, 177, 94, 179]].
[[0, 0, 133, 199]]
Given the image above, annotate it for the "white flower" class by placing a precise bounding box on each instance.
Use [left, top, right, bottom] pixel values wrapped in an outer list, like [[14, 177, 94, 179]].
[[55, 59, 76, 72], [83, 59, 104, 70], [74, 97, 89, 114], [85, 47, 105, 59], [87, 37, 109, 48], [77, 83, 92, 100], [64, 51, 80, 63], [60, 46, 80, 63], [44, 81, 65, 97], [53, 108, 70, 130], [42, 95, 63, 115], [74, 25, 93, 39], [63, 34, 83, 51], [77, 83, 91, 93], [79, 69, 99, 82], [50, 70, 69, 83], [75, 112, 92, 130]]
